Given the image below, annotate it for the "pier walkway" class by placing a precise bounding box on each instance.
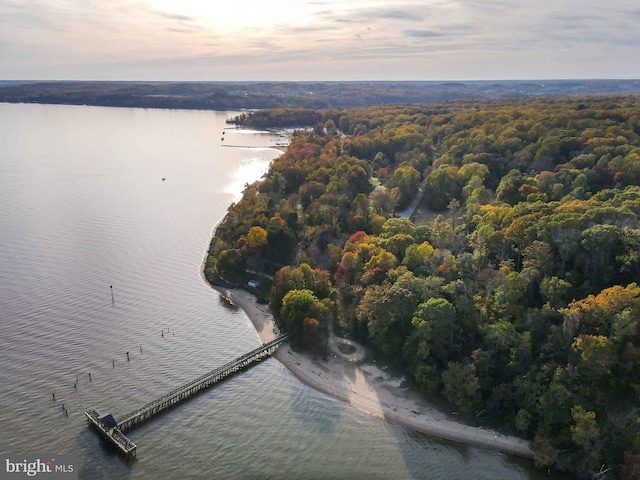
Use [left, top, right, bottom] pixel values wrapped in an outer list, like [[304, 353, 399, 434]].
[[85, 334, 289, 455]]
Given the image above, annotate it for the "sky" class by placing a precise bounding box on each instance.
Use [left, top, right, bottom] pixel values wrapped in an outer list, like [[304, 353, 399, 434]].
[[1, 0, 639, 81]]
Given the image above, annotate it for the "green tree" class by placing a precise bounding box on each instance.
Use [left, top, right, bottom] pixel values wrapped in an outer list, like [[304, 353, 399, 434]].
[[573, 334, 616, 380], [496, 169, 525, 204], [217, 248, 245, 279], [424, 165, 464, 211], [358, 284, 417, 357], [441, 362, 481, 413], [380, 217, 416, 238], [382, 233, 415, 261], [280, 289, 329, 347], [570, 406, 602, 469], [403, 241, 437, 275], [387, 164, 420, 208], [540, 276, 572, 308], [412, 297, 457, 348], [580, 224, 623, 286], [271, 263, 332, 315]]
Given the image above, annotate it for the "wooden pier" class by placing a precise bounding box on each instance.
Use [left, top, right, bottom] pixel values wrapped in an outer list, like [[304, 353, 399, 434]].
[[85, 408, 137, 455], [85, 334, 288, 455]]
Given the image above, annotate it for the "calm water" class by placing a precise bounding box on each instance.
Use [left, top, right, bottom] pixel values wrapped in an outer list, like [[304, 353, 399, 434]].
[[0, 103, 567, 479]]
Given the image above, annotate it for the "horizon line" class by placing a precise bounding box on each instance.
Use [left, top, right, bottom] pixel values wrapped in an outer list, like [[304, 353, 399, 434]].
[[1, 78, 640, 84]]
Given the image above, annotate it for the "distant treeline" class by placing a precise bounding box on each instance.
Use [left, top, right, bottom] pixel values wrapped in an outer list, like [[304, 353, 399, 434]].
[[0, 81, 327, 110], [1, 80, 640, 111]]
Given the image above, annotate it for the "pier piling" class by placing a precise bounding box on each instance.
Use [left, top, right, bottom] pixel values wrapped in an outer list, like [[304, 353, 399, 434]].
[[86, 334, 289, 455]]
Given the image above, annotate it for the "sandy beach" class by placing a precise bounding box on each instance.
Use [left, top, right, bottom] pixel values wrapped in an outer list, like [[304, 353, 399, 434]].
[[216, 287, 534, 459]]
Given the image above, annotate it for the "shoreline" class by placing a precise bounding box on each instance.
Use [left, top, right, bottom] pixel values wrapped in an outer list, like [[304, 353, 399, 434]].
[[214, 286, 534, 460]]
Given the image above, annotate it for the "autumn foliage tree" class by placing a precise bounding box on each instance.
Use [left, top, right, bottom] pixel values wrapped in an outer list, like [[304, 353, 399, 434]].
[[207, 95, 640, 477], [280, 289, 331, 349]]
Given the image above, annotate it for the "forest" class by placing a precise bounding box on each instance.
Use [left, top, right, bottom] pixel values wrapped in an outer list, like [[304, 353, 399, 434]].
[[2, 79, 640, 111], [205, 95, 640, 479]]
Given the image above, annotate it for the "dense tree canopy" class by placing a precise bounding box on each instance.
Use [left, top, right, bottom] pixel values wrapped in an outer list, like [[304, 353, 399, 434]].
[[207, 95, 640, 479]]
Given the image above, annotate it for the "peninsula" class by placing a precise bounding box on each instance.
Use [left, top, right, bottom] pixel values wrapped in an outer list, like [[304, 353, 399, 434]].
[[205, 95, 640, 479]]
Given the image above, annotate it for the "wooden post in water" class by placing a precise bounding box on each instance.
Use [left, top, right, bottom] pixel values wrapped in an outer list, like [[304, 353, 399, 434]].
[[126, 352, 130, 361], [110, 285, 114, 304]]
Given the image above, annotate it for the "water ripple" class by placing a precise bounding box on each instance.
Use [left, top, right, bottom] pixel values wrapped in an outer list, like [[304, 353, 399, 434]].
[[0, 104, 565, 480]]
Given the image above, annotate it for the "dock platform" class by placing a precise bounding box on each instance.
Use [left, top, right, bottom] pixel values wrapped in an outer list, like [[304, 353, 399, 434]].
[[85, 408, 137, 455]]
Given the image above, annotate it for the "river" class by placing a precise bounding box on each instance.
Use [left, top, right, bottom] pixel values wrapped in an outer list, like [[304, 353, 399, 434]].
[[0, 103, 569, 479]]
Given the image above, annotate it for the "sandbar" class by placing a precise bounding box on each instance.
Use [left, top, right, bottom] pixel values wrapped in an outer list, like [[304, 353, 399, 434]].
[[216, 287, 534, 459]]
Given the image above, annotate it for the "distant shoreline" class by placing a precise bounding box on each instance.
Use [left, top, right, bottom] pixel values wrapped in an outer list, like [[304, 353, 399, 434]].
[[3, 79, 640, 113]]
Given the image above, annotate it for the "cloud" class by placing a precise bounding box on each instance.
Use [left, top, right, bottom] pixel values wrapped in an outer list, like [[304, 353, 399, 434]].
[[0, 0, 638, 80], [0, 2, 68, 32], [405, 30, 448, 39], [153, 11, 199, 23], [358, 7, 425, 21], [313, 2, 439, 27]]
